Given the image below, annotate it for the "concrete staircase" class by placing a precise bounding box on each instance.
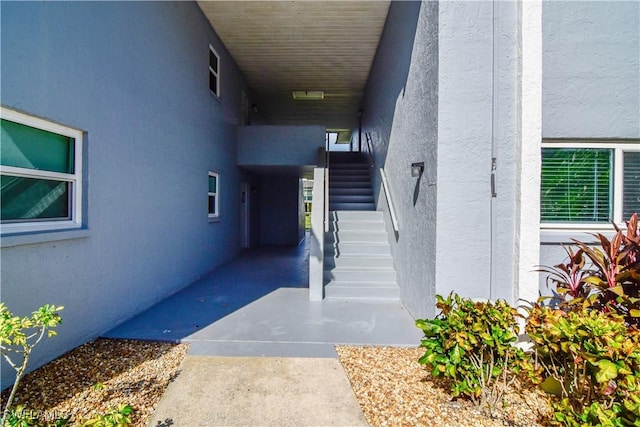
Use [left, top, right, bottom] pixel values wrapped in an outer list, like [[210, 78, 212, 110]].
[[328, 152, 375, 211], [324, 153, 399, 301]]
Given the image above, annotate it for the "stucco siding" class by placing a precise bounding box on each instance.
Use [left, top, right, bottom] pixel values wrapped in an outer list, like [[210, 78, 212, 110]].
[[1, 1, 252, 387], [361, 1, 438, 319], [436, 1, 494, 301], [362, 0, 539, 315], [542, 1, 640, 139], [539, 1, 640, 295], [238, 126, 325, 167]]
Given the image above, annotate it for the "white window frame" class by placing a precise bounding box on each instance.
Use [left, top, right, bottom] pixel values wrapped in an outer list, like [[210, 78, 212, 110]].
[[208, 171, 219, 219], [0, 107, 83, 234], [541, 139, 640, 231], [209, 45, 220, 98]]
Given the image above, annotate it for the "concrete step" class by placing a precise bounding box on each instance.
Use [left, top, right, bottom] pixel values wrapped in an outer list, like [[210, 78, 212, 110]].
[[330, 163, 370, 170], [328, 230, 387, 243], [329, 188, 373, 196], [324, 281, 400, 301], [329, 202, 375, 211], [329, 152, 368, 163], [324, 268, 396, 283], [329, 175, 371, 182], [325, 255, 394, 269], [329, 195, 375, 204], [328, 220, 384, 232], [330, 210, 383, 221], [325, 242, 391, 256], [329, 181, 371, 189], [329, 169, 370, 177]]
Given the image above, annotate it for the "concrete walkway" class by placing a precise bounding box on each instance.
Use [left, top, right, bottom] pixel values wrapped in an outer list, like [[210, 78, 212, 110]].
[[104, 236, 421, 426], [147, 357, 369, 426]]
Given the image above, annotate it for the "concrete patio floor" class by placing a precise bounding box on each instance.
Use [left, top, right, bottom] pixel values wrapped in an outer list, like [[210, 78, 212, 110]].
[[104, 235, 422, 426], [103, 235, 422, 356]]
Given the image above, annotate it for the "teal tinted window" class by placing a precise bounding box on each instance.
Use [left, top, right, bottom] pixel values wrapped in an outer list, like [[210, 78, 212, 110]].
[[209, 50, 218, 73], [623, 151, 640, 219], [208, 175, 217, 193], [541, 148, 612, 223], [1, 119, 74, 173], [1, 175, 70, 221], [208, 195, 216, 214]]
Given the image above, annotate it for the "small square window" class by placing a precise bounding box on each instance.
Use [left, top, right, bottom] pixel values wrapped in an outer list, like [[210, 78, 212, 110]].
[[208, 171, 219, 218], [209, 46, 220, 97]]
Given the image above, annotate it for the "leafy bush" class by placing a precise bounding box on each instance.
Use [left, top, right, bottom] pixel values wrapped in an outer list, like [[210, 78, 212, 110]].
[[3, 405, 70, 427], [525, 304, 640, 426], [416, 293, 527, 414], [80, 405, 134, 427], [0, 303, 63, 426], [539, 213, 640, 327]]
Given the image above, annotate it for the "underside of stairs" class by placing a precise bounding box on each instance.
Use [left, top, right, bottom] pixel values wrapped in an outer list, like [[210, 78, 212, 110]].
[[324, 152, 400, 302]]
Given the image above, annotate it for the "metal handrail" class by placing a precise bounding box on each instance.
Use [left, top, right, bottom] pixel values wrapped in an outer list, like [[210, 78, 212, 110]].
[[380, 168, 399, 233], [364, 132, 375, 169]]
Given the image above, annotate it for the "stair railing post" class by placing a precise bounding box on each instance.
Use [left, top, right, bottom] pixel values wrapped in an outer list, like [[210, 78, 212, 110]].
[[309, 165, 326, 301]]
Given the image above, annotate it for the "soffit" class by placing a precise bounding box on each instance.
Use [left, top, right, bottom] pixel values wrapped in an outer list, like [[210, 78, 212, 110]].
[[197, 1, 390, 130]]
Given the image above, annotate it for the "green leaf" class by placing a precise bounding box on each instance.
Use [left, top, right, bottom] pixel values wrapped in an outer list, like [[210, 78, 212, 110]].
[[449, 344, 462, 364], [595, 360, 619, 384], [540, 376, 563, 396], [608, 285, 625, 297]]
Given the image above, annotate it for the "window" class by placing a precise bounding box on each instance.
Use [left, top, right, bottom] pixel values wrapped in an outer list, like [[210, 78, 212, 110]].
[[623, 151, 640, 218], [541, 141, 640, 228], [208, 172, 219, 218], [1, 107, 83, 233], [209, 45, 220, 97]]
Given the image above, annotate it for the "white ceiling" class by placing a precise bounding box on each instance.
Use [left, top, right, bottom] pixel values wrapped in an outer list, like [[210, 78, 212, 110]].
[[197, 1, 390, 131]]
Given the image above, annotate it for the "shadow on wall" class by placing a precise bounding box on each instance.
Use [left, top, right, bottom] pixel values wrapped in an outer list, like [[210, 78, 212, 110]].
[[358, 1, 438, 319], [361, 0, 423, 194]]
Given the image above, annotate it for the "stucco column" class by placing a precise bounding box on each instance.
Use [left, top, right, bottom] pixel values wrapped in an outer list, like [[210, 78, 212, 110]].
[[309, 167, 326, 301], [514, 0, 542, 304]]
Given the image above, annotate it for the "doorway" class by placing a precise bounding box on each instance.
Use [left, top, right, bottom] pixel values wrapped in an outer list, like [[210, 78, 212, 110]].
[[240, 182, 251, 248]]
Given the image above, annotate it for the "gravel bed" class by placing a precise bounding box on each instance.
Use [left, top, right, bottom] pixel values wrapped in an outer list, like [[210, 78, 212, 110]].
[[2, 340, 550, 426], [336, 346, 551, 427], [1, 338, 189, 426]]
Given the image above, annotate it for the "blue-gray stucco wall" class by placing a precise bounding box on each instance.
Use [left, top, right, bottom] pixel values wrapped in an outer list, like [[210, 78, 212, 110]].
[[542, 1, 640, 140], [362, 1, 524, 318], [1, 1, 253, 388], [361, 1, 439, 319], [238, 126, 325, 167], [539, 1, 640, 292]]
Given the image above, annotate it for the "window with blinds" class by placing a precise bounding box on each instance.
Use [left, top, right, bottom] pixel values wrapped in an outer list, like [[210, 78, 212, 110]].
[[624, 151, 640, 219], [541, 142, 640, 227], [541, 148, 612, 223]]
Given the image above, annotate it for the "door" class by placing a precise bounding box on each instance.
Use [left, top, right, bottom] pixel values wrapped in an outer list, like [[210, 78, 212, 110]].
[[240, 182, 251, 248]]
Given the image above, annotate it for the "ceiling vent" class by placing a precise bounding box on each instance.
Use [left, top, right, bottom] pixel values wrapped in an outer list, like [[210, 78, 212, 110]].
[[292, 91, 325, 100]]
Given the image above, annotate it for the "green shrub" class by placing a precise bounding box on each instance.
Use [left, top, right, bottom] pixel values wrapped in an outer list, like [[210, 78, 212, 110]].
[[525, 304, 640, 426], [416, 293, 527, 415], [0, 303, 63, 426], [538, 213, 640, 327], [80, 405, 133, 427], [531, 212, 640, 425], [2, 405, 70, 427]]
